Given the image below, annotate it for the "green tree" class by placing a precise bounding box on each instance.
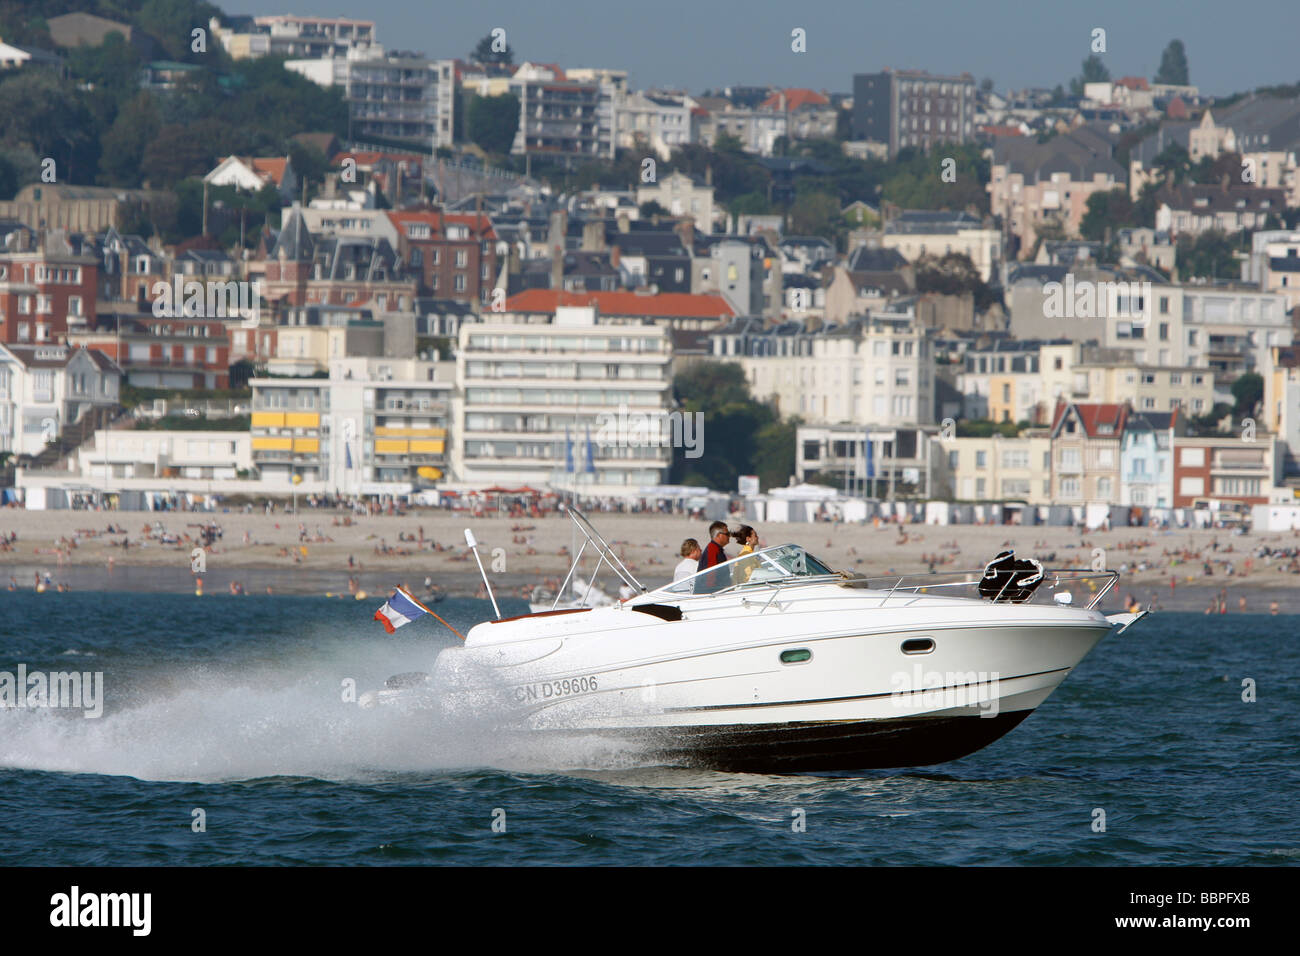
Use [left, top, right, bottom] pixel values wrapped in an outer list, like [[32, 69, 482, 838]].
[[1070, 55, 1110, 96], [788, 190, 840, 237], [466, 93, 520, 155], [135, 0, 222, 63], [669, 363, 777, 490], [0, 70, 101, 183], [140, 122, 221, 188], [1155, 39, 1189, 85], [98, 92, 161, 187], [471, 31, 514, 65], [1177, 230, 1238, 280], [753, 416, 800, 490], [66, 31, 142, 109], [287, 141, 329, 198], [1231, 372, 1263, 418]]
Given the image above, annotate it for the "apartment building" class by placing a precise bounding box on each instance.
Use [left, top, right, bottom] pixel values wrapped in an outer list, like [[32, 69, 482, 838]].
[[797, 423, 941, 498], [988, 124, 1125, 256], [936, 432, 1053, 504], [387, 210, 499, 305], [456, 307, 673, 492], [1172, 434, 1280, 508], [852, 69, 976, 158], [509, 64, 615, 159], [286, 48, 455, 150], [213, 15, 375, 60], [0, 230, 98, 345]]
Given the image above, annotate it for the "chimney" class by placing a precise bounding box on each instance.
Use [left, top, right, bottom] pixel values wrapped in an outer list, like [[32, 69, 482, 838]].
[[705, 165, 713, 187], [675, 218, 695, 250], [550, 246, 563, 290], [616, 211, 630, 233], [582, 219, 605, 252], [610, 244, 621, 269], [548, 208, 568, 248]]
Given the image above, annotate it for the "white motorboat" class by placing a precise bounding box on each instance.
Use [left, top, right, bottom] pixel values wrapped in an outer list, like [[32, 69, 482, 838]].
[[365, 509, 1144, 772]]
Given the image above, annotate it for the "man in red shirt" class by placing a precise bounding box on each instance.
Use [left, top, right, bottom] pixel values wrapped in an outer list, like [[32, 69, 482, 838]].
[[696, 521, 731, 592]]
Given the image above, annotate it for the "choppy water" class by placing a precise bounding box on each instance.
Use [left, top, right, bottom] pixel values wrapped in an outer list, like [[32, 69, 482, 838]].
[[0, 592, 1295, 865]]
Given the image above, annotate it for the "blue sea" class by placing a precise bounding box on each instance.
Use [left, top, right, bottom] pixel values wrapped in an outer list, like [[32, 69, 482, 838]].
[[0, 591, 1295, 866]]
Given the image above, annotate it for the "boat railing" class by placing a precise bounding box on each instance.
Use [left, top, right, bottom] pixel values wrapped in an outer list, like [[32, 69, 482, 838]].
[[829, 567, 1120, 611], [549, 504, 645, 610], [653, 559, 1119, 611]]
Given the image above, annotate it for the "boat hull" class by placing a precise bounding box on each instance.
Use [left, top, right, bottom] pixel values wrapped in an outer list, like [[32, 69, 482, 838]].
[[604, 710, 1034, 772]]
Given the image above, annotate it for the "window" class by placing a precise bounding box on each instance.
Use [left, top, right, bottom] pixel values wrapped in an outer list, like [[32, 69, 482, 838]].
[[1061, 448, 1081, 470], [1061, 477, 1080, 498], [975, 451, 987, 469], [1098, 477, 1112, 498]]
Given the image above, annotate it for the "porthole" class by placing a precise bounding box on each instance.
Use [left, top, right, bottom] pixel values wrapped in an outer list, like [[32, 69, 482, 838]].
[[780, 648, 812, 664], [901, 638, 935, 655]]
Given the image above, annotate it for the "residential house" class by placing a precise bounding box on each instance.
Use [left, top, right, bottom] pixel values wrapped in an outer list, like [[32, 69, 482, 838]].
[[1120, 409, 1182, 508], [1049, 401, 1127, 505], [881, 210, 1002, 282], [205, 156, 299, 203], [0, 343, 120, 457]]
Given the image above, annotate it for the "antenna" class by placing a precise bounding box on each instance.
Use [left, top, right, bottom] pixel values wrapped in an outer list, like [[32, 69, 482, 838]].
[[464, 528, 500, 619]]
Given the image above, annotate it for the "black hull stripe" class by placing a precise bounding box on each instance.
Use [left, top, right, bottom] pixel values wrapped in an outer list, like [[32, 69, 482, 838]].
[[663, 666, 1070, 713]]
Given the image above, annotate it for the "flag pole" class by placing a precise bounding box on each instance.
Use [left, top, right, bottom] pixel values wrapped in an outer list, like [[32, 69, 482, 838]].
[[465, 528, 500, 619]]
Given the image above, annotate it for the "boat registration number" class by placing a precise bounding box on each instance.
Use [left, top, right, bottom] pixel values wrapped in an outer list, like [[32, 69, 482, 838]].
[[513, 676, 598, 703]]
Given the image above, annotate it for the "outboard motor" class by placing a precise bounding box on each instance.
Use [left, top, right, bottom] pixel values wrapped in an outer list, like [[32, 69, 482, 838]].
[[979, 549, 1044, 603]]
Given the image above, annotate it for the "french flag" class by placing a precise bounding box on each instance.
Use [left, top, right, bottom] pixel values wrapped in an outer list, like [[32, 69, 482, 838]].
[[373, 586, 431, 634]]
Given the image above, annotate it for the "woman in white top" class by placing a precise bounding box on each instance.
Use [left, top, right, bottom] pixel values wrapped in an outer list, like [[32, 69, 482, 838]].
[[674, 538, 702, 584]]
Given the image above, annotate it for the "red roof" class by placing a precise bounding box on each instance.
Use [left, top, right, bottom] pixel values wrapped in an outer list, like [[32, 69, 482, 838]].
[[386, 210, 496, 241], [760, 88, 830, 111], [248, 157, 289, 186], [1051, 402, 1128, 438], [504, 289, 737, 319], [1116, 76, 1150, 90], [981, 124, 1025, 138], [334, 151, 424, 170]]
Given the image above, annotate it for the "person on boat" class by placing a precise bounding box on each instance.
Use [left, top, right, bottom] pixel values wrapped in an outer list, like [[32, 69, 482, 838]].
[[731, 525, 760, 584], [696, 521, 731, 593], [674, 539, 702, 584]]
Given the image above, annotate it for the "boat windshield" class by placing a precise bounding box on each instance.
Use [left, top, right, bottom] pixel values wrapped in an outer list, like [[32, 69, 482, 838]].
[[655, 544, 837, 596]]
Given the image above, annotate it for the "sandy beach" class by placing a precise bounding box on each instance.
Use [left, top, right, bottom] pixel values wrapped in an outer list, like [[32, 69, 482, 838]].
[[1, 506, 1298, 612]]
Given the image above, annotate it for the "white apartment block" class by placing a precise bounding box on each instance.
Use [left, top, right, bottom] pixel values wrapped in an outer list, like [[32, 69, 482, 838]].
[[714, 306, 935, 429], [287, 48, 456, 150], [251, 357, 453, 493], [457, 307, 673, 492]]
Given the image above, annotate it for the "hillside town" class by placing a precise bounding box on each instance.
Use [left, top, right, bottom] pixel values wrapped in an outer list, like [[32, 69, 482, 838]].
[[3, 7, 1300, 533]]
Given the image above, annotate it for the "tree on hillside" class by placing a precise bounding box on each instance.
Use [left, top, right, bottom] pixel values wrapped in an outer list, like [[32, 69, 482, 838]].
[[466, 93, 520, 155], [1155, 40, 1190, 85], [98, 92, 162, 187]]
